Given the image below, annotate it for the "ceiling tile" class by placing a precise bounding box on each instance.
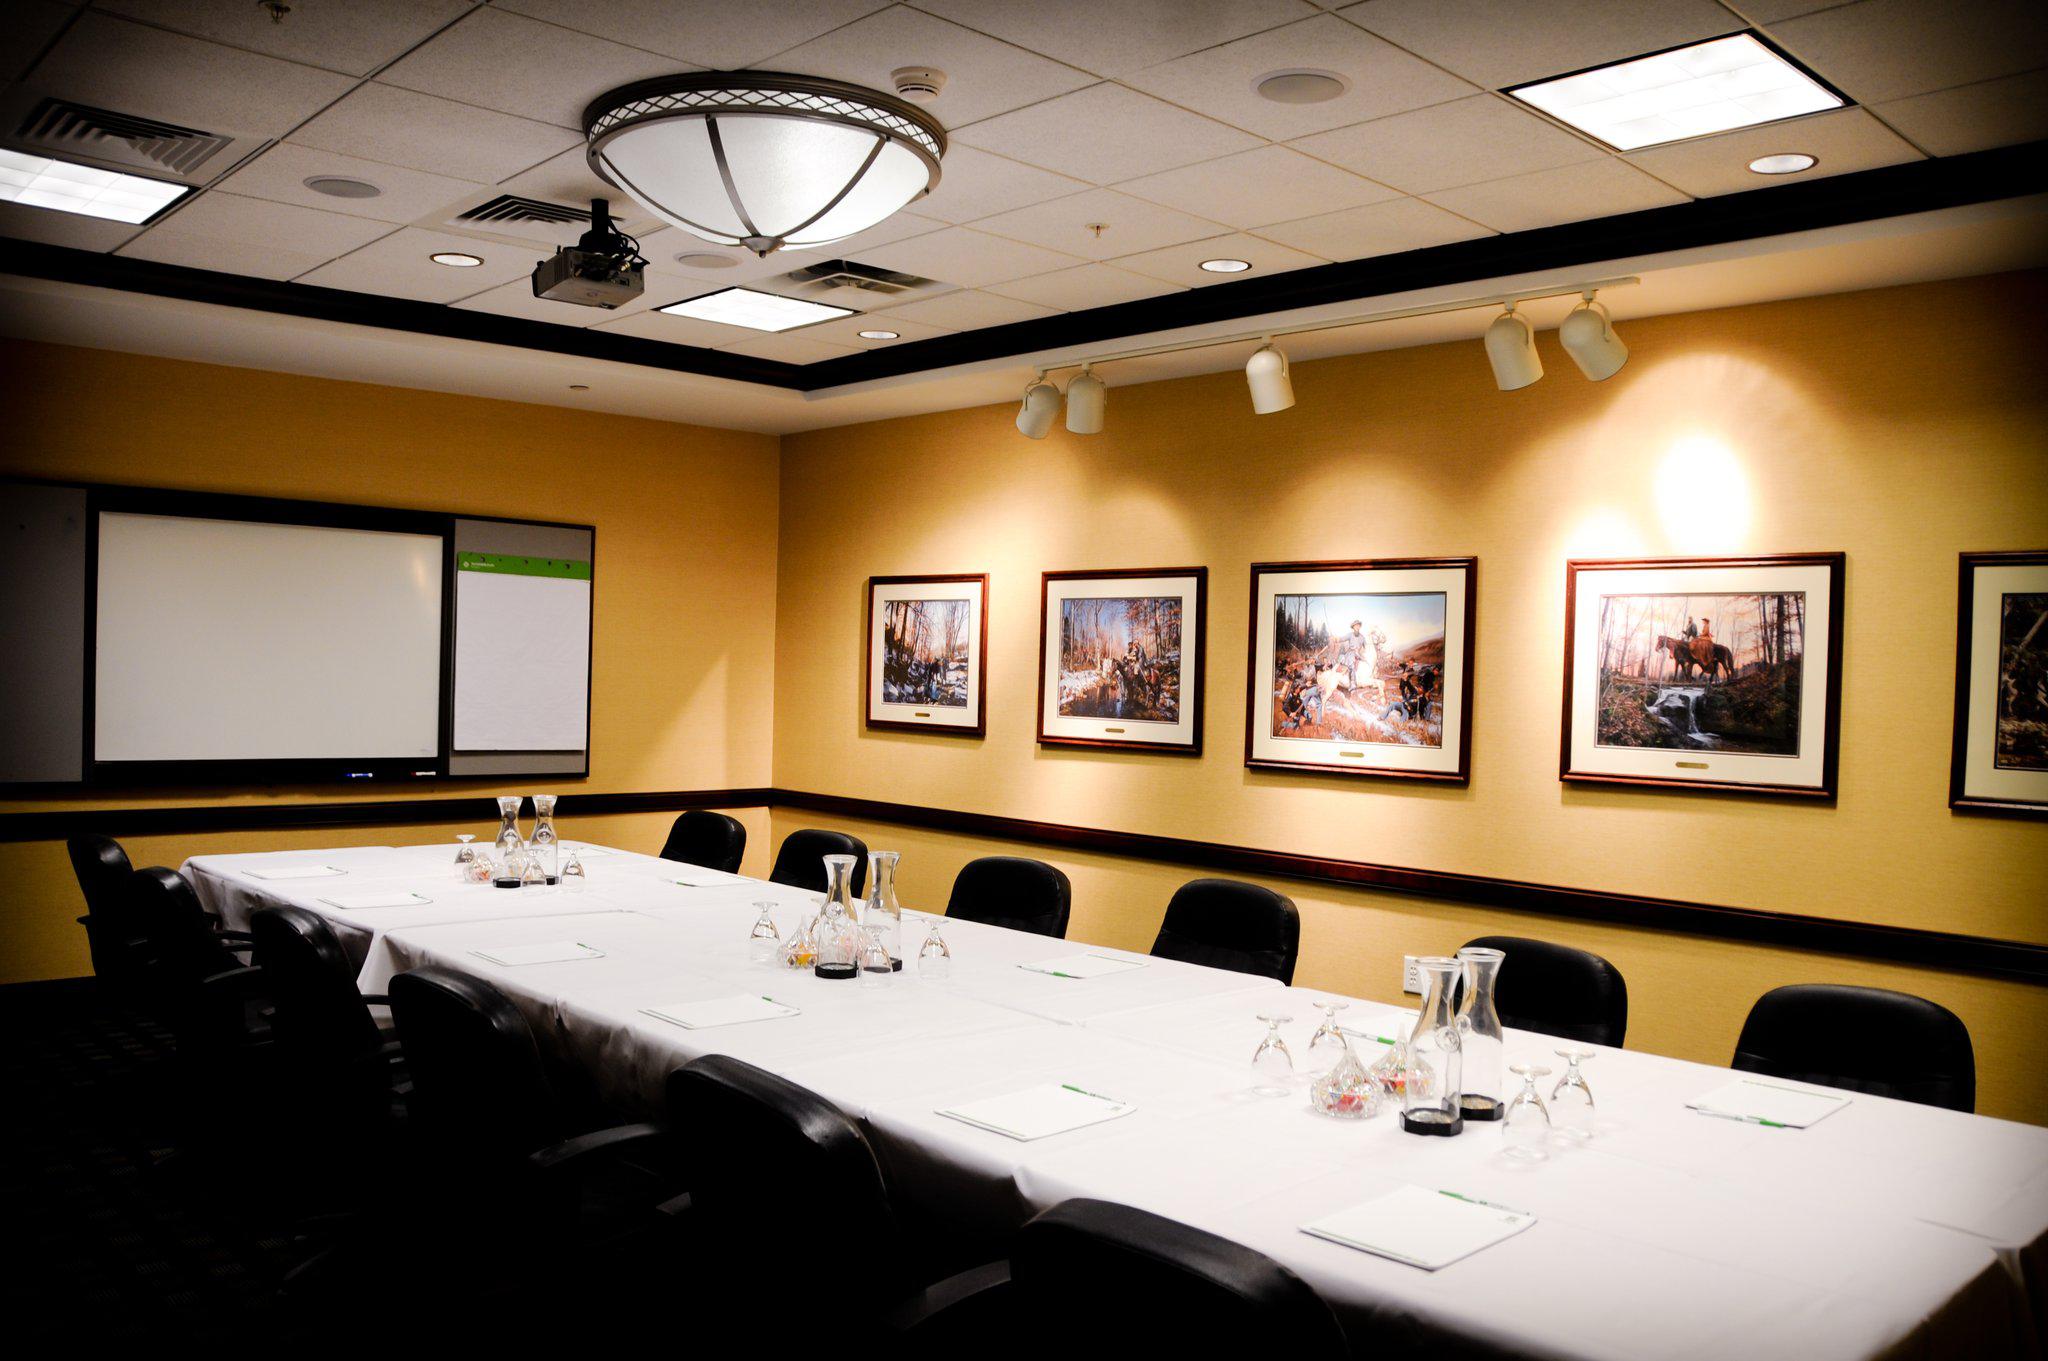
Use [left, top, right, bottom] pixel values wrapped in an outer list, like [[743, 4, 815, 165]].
[[220, 142, 486, 223], [1109, 230, 1328, 283], [116, 192, 392, 278], [874, 290, 1063, 329], [1341, 0, 1742, 89], [716, 331, 861, 364], [1763, 0, 2048, 104], [954, 85, 1263, 185], [586, 307, 760, 346], [1872, 69, 2048, 156], [910, 146, 1090, 225], [917, 0, 1320, 78], [0, 200, 143, 251], [4, 0, 73, 86], [495, 0, 892, 69], [493, 145, 675, 238], [452, 276, 663, 327], [1122, 14, 1476, 140], [973, 188, 1226, 261], [90, 0, 474, 78], [1119, 146, 1399, 230], [1291, 94, 1605, 194], [757, 6, 1095, 127], [1721, 1, 1851, 21], [378, 6, 683, 129], [291, 83, 581, 182], [856, 225, 1084, 288], [295, 226, 541, 302], [798, 313, 959, 346], [1421, 156, 1689, 233], [1623, 107, 1922, 197], [28, 11, 355, 140], [1255, 196, 1493, 259], [985, 262, 1184, 310]]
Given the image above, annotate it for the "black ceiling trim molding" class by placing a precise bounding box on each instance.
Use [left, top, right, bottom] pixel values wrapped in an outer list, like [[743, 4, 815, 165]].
[[11, 785, 2044, 982]]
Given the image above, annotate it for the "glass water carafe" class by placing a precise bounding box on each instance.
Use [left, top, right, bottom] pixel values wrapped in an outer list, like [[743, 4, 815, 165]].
[[529, 793, 559, 885], [1455, 945, 1506, 1122], [492, 795, 525, 888], [812, 854, 863, 980], [1402, 956, 1465, 1137], [860, 851, 903, 986]]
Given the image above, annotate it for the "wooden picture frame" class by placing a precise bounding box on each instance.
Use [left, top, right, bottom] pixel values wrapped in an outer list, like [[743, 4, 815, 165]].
[[1037, 567, 1206, 754], [1950, 550, 2048, 817], [1244, 557, 1476, 782], [1561, 554, 1845, 798], [865, 574, 988, 736]]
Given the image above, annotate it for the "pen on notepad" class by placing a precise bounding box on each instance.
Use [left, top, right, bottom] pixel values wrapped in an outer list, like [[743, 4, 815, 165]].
[[1439, 1190, 1530, 1216], [1692, 1108, 1789, 1129], [1060, 1083, 1120, 1104]]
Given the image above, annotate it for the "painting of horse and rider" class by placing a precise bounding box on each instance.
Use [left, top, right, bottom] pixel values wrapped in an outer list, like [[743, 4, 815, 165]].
[[1270, 591, 1447, 748], [1594, 591, 1806, 755]]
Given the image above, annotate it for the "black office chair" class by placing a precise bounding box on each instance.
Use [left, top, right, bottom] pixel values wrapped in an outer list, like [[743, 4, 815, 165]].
[[1005, 1198, 1348, 1352], [1733, 984, 1976, 1112], [1460, 935, 1629, 1048], [659, 809, 747, 874], [249, 905, 404, 1138], [769, 828, 869, 896], [1150, 878, 1300, 984], [68, 834, 147, 983], [945, 856, 1072, 938], [125, 866, 265, 1034], [667, 1055, 1007, 1334]]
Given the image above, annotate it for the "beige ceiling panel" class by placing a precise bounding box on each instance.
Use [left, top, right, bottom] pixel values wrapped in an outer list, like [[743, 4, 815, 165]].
[[378, 6, 683, 130], [586, 307, 760, 346], [291, 83, 580, 182], [1291, 94, 1605, 195], [4, 0, 73, 86], [909, 146, 1090, 225], [917, 0, 1320, 78], [798, 313, 959, 346], [985, 263, 1184, 311], [954, 84, 1263, 185], [296, 226, 541, 302], [0, 199, 145, 251], [857, 225, 1084, 289], [1624, 107, 1923, 197], [1872, 69, 2048, 157], [874, 290, 1063, 329], [1764, 0, 2048, 104], [973, 189, 1226, 261], [222, 143, 486, 224], [1255, 196, 1493, 260], [496, 0, 892, 70], [1342, 0, 1741, 89], [715, 331, 860, 364], [92, 0, 474, 78], [1422, 156, 1688, 233], [1120, 145, 1399, 230], [116, 192, 391, 275], [1110, 230, 1327, 283]]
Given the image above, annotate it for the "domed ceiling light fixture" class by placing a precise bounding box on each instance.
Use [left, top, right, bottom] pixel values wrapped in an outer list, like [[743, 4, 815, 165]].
[[583, 72, 946, 258]]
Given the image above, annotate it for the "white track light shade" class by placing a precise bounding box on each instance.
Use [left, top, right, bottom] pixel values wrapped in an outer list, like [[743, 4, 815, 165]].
[[1016, 377, 1060, 439], [1065, 367, 1106, 434], [1484, 308, 1543, 391], [1245, 343, 1294, 415], [1559, 296, 1628, 381]]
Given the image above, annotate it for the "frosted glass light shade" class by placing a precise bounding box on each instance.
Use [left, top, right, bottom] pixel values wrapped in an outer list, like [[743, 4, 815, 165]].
[[586, 73, 945, 257]]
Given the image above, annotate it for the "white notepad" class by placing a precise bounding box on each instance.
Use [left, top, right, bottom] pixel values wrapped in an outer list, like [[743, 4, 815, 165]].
[[561, 844, 614, 857], [1018, 953, 1149, 980], [1688, 1078, 1850, 1128], [643, 995, 801, 1029], [470, 940, 606, 967], [1302, 1186, 1537, 1270], [937, 1083, 1136, 1141], [317, 891, 432, 910], [670, 867, 739, 888], [245, 864, 346, 881]]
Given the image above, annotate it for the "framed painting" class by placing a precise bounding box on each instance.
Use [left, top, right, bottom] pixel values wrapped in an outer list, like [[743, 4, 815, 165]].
[[1950, 551, 2048, 817], [865, 574, 987, 736], [1038, 567, 1206, 753], [1245, 558, 1475, 782], [1561, 554, 1844, 797]]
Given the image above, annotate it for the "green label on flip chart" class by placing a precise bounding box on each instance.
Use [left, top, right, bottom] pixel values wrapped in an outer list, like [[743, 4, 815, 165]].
[[457, 552, 591, 580]]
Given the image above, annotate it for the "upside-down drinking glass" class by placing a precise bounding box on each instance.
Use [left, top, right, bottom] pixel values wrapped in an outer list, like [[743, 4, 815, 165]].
[[747, 901, 780, 966], [454, 833, 477, 881], [916, 918, 952, 980], [1249, 1013, 1295, 1097], [1552, 1048, 1597, 1141], [1503, 1063, 1553, 1162], [559, 851, 586, 893], [1307, 998, 1350, 1062]]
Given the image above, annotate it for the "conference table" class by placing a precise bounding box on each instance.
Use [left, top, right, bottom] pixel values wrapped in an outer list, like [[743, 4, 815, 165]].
[[185, 840, 2048, 1360]]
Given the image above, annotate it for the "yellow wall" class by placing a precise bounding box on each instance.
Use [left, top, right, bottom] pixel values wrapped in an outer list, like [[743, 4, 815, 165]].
[[774, 272, 2048, 1123], [0, 340, 781, 981]]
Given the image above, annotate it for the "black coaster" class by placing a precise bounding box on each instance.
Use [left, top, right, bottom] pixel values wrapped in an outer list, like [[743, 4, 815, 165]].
[[813, 962, 858, 980], [1459, 1094, 1505, 1122], [1401, 1109, 1465, 1137]]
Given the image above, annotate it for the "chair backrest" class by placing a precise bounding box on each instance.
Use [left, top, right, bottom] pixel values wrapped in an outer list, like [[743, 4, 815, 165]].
[[1461, 935, 1628, 1048], [127, 866, 242, 982], [67, 834, 134, 918], [389, 966, 565, 1160], [250, 905, 383, 1063], [768, 828, 869, 896], [945, 856, 1072, 938], [1150, 878, 1300, 983], [659, 810, 747, 874], [1013, 1199, 1347, 1351], [1733, 984, 1976, 1112], [666, 1055, 907, 1305]]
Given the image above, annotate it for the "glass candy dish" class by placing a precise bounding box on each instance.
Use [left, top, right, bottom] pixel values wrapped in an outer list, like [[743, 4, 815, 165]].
[[1309, 1033, 1382, 1120]]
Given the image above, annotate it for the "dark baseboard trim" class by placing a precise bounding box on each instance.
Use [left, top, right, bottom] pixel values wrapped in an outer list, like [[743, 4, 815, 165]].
[[10, 785, 2042, 982]]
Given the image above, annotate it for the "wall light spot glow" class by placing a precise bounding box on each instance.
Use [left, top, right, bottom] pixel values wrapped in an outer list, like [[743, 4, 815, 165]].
[[1655, 435, 1751, 552]]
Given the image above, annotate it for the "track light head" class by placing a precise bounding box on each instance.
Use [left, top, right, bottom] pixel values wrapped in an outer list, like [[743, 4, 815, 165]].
[[1245, 340, 1294, 415], [1559, 291, 1628, 381], [1065, 365, 1106, 435], [1484, 305, 1543, 392], [1016, 374, 1060, 439]]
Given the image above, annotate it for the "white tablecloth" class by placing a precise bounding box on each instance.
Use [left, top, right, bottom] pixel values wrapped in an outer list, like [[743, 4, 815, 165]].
[[188, 841, 2048, 1360]]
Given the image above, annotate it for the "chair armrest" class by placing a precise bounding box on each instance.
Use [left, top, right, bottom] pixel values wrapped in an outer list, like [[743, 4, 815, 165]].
[[199, 963, 265, 995], [215, 929, 257, 945], [360, 993, 389, 1006], [885, 1259, 1012, 1333], [527, 1121, 669, 1179]]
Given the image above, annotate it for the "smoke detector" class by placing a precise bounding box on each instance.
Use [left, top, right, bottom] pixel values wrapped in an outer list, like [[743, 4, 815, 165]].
[[890, 67, 947, 104]]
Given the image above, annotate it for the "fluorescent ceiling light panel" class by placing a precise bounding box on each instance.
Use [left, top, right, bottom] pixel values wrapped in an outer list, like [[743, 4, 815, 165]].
[[0, 149, 189, 223], [1507, 34, 1843, 152], [659, 286, 855, 332]]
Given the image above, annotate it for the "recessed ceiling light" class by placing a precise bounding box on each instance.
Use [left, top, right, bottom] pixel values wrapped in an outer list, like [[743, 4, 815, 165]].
[[857, 329, 900, 340], [660, 286, 855, 332], [673, 252, 741, 270], [303, 175, 381, 199], [1506, 32, 1843, 152], [1748, 151, 1817, 175], [1255, 69, 1348, 105], [1199, 258, 1252, 274], [430, 251, 483, 267], [0, 148, 188, 224]]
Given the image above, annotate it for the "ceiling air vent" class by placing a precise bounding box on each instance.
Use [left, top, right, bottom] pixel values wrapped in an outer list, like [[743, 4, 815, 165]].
[[456, 193, 591, 229], [781, 259, 931, 296], [13, 97, 234, 179]]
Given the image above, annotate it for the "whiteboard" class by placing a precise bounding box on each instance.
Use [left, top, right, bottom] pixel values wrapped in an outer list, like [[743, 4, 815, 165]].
[[94, 512, 443, 762], [452, 554, 591, 751]]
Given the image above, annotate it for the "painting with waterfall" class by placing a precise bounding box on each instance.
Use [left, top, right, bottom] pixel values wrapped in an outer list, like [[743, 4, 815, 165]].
[[1563, 555, 1844, 798], [1039, 568, 1206, 752]]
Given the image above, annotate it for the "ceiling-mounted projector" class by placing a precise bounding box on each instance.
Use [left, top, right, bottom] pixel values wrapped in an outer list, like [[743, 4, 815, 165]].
[[531, 198, 645, 308]]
